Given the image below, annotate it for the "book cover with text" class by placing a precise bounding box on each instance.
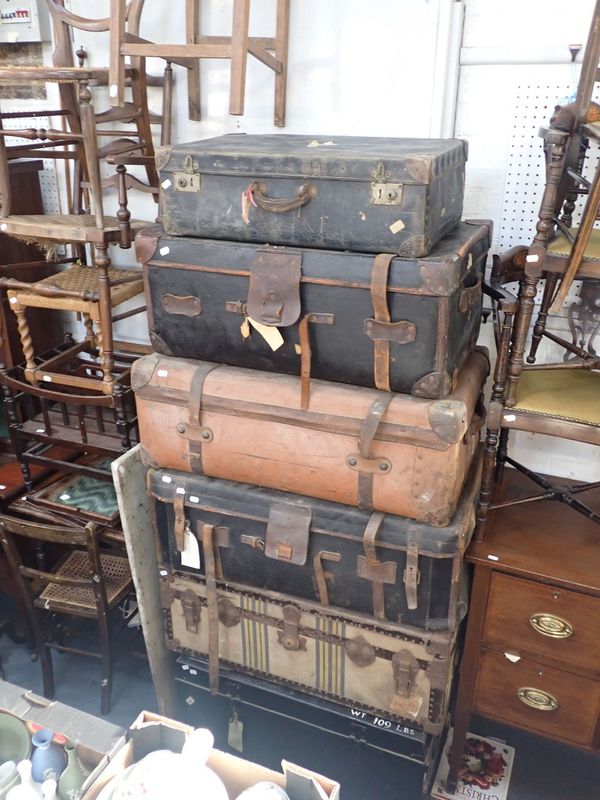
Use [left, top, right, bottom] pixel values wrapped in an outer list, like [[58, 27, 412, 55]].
[[431, 729, 515, 800]]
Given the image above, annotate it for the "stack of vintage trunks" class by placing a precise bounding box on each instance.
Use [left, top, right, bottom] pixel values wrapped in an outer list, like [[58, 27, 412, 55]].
[[130, 135, 491, 787]]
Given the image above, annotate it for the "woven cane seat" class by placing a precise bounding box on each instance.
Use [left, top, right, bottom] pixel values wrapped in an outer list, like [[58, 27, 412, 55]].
[[511, 369, 600, 427], [37, 550, 132, 614], [9, 265, 143, 311]]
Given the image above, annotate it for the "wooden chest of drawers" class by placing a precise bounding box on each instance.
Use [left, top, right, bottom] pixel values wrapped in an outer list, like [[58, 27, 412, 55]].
[[446, 474, 600, 790]]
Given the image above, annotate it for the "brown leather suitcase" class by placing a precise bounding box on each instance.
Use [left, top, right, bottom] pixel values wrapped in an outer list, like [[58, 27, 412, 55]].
[[132, 348, 488, 526]]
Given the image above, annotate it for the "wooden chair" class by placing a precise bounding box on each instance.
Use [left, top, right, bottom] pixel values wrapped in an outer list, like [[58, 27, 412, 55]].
[[507, 0, 600, 390], [0, 513, 133, 713], [44, 0, 173, 192], [0, 264, 144, 394], [0, 67, 152, 392], [474, 252, 600, 542], [109, 0, 290, 126]]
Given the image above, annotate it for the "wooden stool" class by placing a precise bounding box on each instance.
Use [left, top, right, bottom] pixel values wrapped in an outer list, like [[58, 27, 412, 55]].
[[109, 0, 290, 126], [2, 264, 143, 394]]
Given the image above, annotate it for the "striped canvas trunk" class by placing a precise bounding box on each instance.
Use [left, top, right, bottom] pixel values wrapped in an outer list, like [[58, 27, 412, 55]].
[[159, 571, 458, 735]]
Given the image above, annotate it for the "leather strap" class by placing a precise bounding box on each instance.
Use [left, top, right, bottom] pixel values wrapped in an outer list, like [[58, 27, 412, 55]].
[[357, 392, 394, 509], [188, 363, 219, 473], [298, 312, 335, 410], [173, 494, 186, 553], [202, 522, 220, 695], [370, 253, 395, 391], [313, 550, 342, 606], [404, 526, 420, 610], [363, 512, 386, 619]]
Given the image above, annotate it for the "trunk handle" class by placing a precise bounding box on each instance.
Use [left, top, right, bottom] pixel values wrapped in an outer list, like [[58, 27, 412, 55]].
[[247, 181, 318, 213]]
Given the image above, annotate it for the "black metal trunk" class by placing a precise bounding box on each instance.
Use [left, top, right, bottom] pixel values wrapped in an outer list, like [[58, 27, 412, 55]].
[[175, 655, 442, 799], [149, 453, 480, 632], [157, 134, 467, 257], [137, 220, 491, 398]]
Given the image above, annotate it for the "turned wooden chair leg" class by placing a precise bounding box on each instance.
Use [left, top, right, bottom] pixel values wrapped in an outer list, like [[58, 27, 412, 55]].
[[506, 273, 539, 407], [94, 246, 115, 392], [528, 271, 560, 363], [82, 313, 97, 347], [474, 420, 500, 543], [274, 0, 290, 127], [229, 0, 250, 116], [495, 427, 510, 486], [116, 165, 132, 248], [12, 302, 36, 378]]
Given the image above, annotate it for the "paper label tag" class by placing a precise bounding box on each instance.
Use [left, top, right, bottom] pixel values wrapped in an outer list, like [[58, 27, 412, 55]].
[[248, 317, 284, 351], [180, 524, 201, 570], [228, 714, 244, 752]]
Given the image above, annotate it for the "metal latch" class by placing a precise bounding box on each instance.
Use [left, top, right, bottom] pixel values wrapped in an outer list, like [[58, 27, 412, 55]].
[[370, 161, 403, 205], [278, 604, 306, 651], [180, 589, 201, 633], [392, 649, 419, 698], [174, 155, 201, 192], [370, 182, 404, 205]]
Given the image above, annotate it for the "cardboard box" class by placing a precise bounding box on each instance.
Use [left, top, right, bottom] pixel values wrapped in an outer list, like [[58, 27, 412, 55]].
[[83, 711, 340, 800], [0, 681, 125, 794]]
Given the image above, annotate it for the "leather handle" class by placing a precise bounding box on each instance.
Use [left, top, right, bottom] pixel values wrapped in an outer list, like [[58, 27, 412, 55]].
[[249, 181, 318, 213]]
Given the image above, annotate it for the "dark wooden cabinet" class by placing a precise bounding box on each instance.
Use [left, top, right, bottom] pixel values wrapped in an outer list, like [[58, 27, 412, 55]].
[[446, 473, 600, 790], [0, 160, 63, 370]]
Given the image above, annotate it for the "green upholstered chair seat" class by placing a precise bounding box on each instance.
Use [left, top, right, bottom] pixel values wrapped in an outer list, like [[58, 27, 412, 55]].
[[512, 369, 600, 425], [548, 228, 600, 261]]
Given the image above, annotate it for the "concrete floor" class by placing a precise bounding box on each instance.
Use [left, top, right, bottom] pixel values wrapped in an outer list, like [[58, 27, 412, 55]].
[[1, 617, 599, 800]]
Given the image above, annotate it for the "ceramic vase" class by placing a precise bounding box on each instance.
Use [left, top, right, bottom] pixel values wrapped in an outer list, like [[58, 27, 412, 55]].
[[30, 731, 66, 784], [40, 781, 56, 800], [57, 744, 88, 800], [6, 760, 41, 800], [0, 761, 20, 800]]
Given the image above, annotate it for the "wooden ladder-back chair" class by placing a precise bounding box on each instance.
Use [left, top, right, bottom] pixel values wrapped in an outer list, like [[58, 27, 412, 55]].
[[44, 0, 173, 196], [0, 513, 133, 714], [108, 0, 290, 126], [474, 250, 600, 542]]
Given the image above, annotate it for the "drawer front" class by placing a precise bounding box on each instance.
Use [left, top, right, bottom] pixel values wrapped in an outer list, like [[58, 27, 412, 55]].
[[474, 649, 600, 746], [483, 573, 600, 675]]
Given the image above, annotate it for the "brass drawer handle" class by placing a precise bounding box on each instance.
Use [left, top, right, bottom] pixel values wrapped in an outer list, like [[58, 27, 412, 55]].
[[517, 687, 559, 712], [530, 613, 573, 639]]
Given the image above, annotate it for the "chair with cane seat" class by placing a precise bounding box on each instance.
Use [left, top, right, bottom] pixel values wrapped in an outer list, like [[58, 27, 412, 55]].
[[0, 513, 133, 714]]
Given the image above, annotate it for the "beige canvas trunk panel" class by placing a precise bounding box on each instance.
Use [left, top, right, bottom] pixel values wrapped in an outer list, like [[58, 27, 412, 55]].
[[160, 573, 457, 735], [133, 349, 488, 526]]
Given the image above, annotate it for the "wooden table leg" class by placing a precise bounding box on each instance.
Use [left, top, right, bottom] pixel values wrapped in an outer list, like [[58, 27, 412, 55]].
[[186, 0, 201, 121], [229, 0, 250, 116], [109, 0, 127, 107], [274, 0, 290, 127], [446, 565, 491, 793]]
